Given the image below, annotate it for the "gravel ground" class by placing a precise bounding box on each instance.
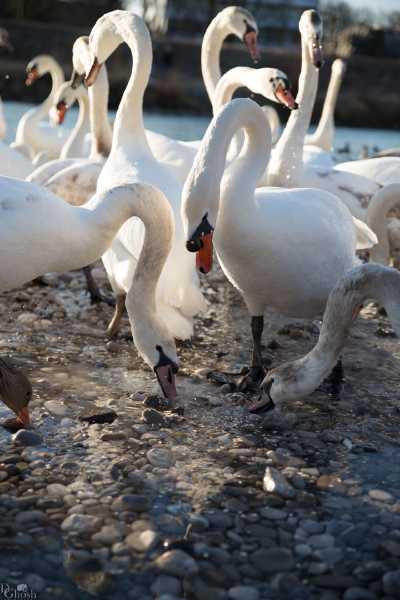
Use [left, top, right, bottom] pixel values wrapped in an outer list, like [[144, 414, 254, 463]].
[[0, 263, 399, 600]]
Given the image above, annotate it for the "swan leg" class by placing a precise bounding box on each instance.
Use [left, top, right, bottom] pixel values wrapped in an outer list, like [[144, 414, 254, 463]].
[[238, 316, 270, 392], [83, 266, 115, 307], [107, 294, 126, 338]]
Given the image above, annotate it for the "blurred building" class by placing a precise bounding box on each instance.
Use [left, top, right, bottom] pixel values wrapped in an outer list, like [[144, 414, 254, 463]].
[[138, 0, 318, 45]]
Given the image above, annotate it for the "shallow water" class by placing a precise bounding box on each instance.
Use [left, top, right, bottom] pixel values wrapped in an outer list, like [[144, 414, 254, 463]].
[[2, 100, 400, 161]]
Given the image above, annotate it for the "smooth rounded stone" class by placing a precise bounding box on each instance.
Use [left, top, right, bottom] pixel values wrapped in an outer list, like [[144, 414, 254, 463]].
[[44, 400, 69, 417], [61, 513, 101, 534], [300, 519, 325, 535], [314, 548, 344, 566], [15, 510, 48, 525], [17, 312, 38, 325], [251, 547, 294, 575], [308, 534, 335, 549], [153, 550, 199, 577], [263, 467, 296, 499], [126, 529, 159, 552], [12, 430, 43, 447], [380, 540, 400, 556], [111, 495, 150, 512], [353, 562, 385, 583], [47, 483, 68, 497], [382, 570, 400, 598], [295, 544, 312, 558], [151, 575, 182, 596], [228, 585, 260, 600], [189, 514, 210, 532], [92, 525, 123, 545], [259, 507, 287, 521], [207, 511, 233, 530], [343, 588, 377, 600], [368, 489, 394, 503], [0, 471, 7, 482], [25, 573, 46, 593], [147, 448, 175, 469]]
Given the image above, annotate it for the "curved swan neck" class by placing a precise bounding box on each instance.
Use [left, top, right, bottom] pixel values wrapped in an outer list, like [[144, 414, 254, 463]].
[[60, 92, 90, 159], [367, 185, 400, 264], [298, 264, 400, 393], [201, 12, 230, 104], [88, 64, 113, 158], [269, 37, 318, 185], [307, 61, 345, 152], [110, 14, 152, 155], [184, 100, 271, 218], [39, 59, 65, 117]]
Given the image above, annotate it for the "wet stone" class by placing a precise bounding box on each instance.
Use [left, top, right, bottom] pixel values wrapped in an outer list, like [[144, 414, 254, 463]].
[[343, 588, 377, 600], [228, 586, 260, 600], [251, 547, 294, 574], [142, 408, 165, 427], [44, 400, 69, 417], [12, 430, 43, 446], [368, 489, 394, 503], [263, 467, 296, 499], [79, 409, 117, 425], [154, 549, 199, 577], [382, 570, 400, 598], [147, 448, 174, 468], [126, 529, 159, 552], [150, 575, 182, 596], [111, 495, 151, 512], [308, 534, 335, 549], [47, 483, 68, 497], [61, 513, 101, 534]]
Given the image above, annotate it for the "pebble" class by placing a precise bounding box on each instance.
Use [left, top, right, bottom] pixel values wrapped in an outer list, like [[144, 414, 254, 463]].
[[0, 471, 7, 482], [126, 529, 159, 552], [251, 547, 294, 574], [382, 570, 400, 598], [44, 400, 69, 417], [150, 575, 181, 596], [12, 430, 43, 446], [343, 588, 377, 600], [47, 483, 68, 497], [308, 534, 335, 549], [263, 467, 296, 499], [147, 448, 175, 468], [61, 514, 101, 534], [259, 507, 287, 521], [228, 586, 260, 600], [92, 525, 122, 545], [153, 549, 199, 577], [25, 573, 46, 593], [111, 495, 150, 512], [368, 489, 394, 503]]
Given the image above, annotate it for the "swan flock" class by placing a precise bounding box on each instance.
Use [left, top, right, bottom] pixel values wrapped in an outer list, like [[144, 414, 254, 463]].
[[0, 6, 399, 428]]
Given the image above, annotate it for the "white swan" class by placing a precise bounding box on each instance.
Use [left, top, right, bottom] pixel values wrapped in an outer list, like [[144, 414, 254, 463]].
[[259, 263, 400, 411], [51, 79, 91, 159], [0, 176, 178, 403], [11, 55, 69, 160], [85, 10, 206, 340], [181, 98, 391, 391], [335, 156, 400, 187], [265, 11, 381, 250], [28, 36, 112, 201], [305, 58, 346, 152], [145, 5, 261, 184]]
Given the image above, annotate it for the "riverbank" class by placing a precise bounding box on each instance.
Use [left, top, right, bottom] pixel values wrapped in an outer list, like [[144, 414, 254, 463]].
[[0, 18, 399, 129]]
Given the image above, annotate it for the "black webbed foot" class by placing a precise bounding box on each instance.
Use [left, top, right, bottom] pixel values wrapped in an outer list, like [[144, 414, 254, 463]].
[[238, 365, 267, 393]]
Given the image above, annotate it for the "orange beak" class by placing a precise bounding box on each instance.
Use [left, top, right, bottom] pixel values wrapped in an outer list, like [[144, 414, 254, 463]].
[[196, 232, 213, 274], [275, 84, 298, 110], [56, 101, 67, 125], [25, 66, 39, 86], [243, 31, 260, 63], [17, 406, 30, 428]]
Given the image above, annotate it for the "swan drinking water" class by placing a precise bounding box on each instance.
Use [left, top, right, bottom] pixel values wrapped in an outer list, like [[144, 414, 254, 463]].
[[0, 176, 179, 408]]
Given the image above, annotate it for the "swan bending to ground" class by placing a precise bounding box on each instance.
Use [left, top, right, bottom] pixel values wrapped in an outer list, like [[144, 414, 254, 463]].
[[182, 98, 391, 391], [11, 55, 69, 160], [256, 264, 400, 412], [0, 176, 178, 405]]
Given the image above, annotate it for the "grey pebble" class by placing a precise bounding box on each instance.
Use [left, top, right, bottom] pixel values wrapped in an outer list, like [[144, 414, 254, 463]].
[[12, 429, 43, 446], [382, 570, 400, 598], [61, 513, 101, 534], [147, 448, 174, 468], [251, 547, 294, 574], [343, 587, 377, 600], [150, 575, 182, 596], [263, 467, 296, 499], [228, 585, 260, 600], [154, 549, 198, 577]]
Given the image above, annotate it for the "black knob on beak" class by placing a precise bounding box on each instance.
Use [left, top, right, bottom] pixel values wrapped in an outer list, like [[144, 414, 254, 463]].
[[186, 238, 203, 252]]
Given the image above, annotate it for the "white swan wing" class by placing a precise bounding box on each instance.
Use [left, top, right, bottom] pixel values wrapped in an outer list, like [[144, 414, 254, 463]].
[[352, 216, 378, 250], [45, 160, 103, 206], [336, 157, 400, 186]]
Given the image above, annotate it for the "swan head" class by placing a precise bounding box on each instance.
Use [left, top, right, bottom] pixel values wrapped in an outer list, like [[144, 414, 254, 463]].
[[299, 10, 324, 70], [0, 358, 32, 428], [183, 200, 215, 276], [331, 58, 347, 77], [72, 36, 91, 76], [25, 55, 55, 86], [50, 80, 84, 125], [243, 67, 298, 110], [249, 361, 309, 415], [219, 6, 260, 62], [130, 317, 179, 403]]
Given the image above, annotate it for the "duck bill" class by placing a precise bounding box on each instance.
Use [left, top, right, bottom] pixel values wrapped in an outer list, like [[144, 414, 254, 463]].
[[155, 364, 177, 404], [17, 406, 30, 427], [274, 84, 298, 110], [243, 31, 260, 63], [25, 66, 39, 86], [56, 102, 67, 125], [85, 57, 102, 87], [196, 232, 213, 274]]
